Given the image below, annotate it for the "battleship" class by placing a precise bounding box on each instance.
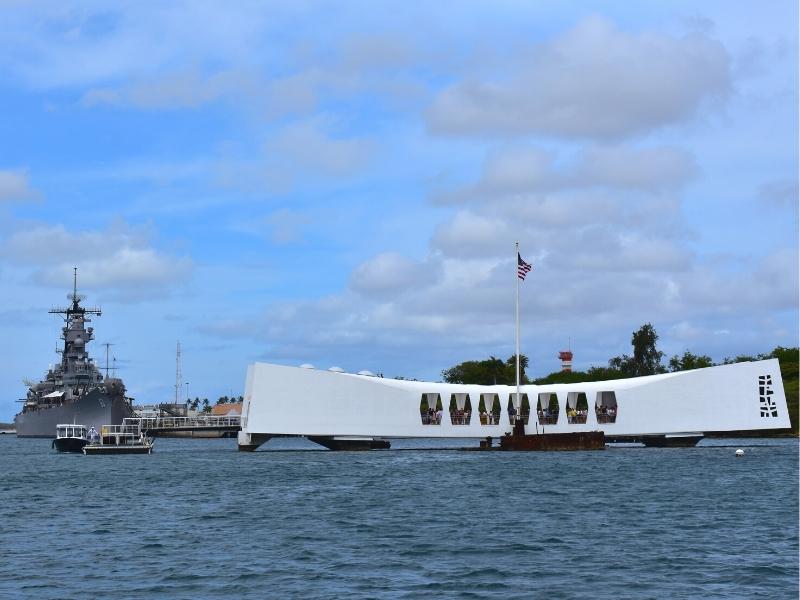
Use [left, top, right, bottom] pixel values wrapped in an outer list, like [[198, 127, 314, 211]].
[[14, 269, 134, 437]]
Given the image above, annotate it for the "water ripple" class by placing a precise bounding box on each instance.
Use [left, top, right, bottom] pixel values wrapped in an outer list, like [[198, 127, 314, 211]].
[[0, 436, 796, 599]]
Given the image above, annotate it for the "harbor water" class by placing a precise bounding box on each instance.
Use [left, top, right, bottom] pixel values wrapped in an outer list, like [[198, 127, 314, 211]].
[[1, 436, 797, 599]]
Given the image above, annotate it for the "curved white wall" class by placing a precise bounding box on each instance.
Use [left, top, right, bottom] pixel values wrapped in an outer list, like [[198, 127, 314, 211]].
[[241, 359, 790, 438]]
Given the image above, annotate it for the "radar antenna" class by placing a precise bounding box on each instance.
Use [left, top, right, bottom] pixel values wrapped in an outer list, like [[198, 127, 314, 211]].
[[50, 267, 99, 319], [68, 267, 86, 305]]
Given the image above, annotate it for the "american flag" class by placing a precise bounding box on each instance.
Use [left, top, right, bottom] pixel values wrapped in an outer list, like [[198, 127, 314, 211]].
[[517, 253, 532, 280]]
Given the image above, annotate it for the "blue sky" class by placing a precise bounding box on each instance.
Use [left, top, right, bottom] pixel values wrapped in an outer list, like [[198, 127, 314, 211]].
[[1, 1, 797, 419]]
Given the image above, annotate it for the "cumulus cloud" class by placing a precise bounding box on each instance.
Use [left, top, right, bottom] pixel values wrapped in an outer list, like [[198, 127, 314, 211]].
[[350, 252, 441, 299], [435, 145, 697, 204], [575, 146, 697, 191], [199, 227, 796, 377], [34, 248, 191, 291], [679, 248, 799, 314], [0, 169, 39, 202], [427, 16, 731, 139], [431, 211, 514, 259], [0, 221, 191, 299]]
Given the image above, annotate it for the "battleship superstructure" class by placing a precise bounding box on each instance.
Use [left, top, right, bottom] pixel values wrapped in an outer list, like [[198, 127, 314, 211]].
[[14, 269, 133, 437]]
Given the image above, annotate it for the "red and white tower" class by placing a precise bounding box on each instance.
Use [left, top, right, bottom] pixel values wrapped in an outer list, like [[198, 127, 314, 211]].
[[558, 350, 573, 372]]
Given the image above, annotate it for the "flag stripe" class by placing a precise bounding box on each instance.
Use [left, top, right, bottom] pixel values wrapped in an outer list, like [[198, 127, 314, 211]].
[[517, 253, 532, 280]]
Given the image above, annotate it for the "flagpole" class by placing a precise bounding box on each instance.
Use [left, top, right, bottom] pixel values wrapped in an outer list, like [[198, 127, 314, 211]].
[[515, 241, 521, 425]]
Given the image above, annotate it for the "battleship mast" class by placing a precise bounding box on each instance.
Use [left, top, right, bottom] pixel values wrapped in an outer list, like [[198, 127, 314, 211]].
[[48, 267, 101, 375]]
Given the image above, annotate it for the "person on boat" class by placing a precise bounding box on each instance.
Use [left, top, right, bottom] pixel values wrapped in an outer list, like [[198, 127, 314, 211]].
[[88, 426, 99, 442]]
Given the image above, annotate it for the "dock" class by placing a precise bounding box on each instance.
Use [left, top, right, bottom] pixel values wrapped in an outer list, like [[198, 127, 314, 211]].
[[125, 416, 241, 438]]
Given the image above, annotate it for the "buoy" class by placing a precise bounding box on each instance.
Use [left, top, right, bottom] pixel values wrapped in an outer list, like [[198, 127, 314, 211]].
[[735, 449, 744, 457]]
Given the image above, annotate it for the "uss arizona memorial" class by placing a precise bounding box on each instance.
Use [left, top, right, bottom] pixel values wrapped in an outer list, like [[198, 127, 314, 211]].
[[238, 358, 789, 450]]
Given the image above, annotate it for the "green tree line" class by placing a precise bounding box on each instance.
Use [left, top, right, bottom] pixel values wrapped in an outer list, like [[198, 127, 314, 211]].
[[187, 395, 244, 413]]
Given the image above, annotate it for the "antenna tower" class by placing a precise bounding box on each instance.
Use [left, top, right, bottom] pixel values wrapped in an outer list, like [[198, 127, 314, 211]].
[[175, 341, 182, 404], [102, 342, 114, 379]]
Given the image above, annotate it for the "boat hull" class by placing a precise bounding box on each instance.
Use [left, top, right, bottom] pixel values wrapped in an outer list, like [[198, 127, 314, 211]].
[[14, 390, 133, 438], [83, 444, 153, 455], [498, 431, 605, 451], [641, 434, 703, 448], [499, 422, 605, 451], [52, 437, 89, 453]]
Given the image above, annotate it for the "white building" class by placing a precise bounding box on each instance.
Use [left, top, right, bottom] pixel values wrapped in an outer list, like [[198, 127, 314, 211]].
[[238, 359, 790, 450]]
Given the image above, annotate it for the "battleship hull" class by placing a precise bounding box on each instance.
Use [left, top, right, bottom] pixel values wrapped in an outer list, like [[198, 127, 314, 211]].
[[14, 389, 133, 438]]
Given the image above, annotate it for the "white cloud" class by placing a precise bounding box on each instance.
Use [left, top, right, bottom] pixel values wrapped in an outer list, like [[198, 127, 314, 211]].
[[431, 211, 514, 258], [427, 16, 731, 139], [34, 248, 191, 291], [350, 252, 441, 299], [200, 237, 796, 378], [0, 169, 39, 202], [0, 221, 191, 299]]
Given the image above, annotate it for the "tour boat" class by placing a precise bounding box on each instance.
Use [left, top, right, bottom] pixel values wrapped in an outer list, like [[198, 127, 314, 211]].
[[83, 422, 154, 455], [52, 424, 93, 453]]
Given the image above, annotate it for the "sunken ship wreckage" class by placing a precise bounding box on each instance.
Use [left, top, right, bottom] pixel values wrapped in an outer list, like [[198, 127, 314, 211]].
[[14, 270, 133, 437]]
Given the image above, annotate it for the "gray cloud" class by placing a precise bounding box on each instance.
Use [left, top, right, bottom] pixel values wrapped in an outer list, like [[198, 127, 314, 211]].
[[0, 169, 39, 202], [679, 248, 799, 314], [431, 211, 514, 259], [350, 252, 442, 299], [427, 16, 731, 139], [212, 118, 376, 194], [435, 145, 697, 204], [265, 119, 374, 177], [757, 179, 798, 212], [82, 69, 263, 110]]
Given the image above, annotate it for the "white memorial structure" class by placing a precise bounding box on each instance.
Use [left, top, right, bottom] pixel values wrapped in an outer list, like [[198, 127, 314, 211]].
[[237, 358, 790, 450]]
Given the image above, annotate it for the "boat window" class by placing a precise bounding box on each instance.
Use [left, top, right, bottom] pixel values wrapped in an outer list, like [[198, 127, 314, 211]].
[[566, 392, 588, 424], [479, 393, 501, 425], [420, 393, 442, 425], [595, 391, 618, 423], [537, 393, 559, 425], [507, 393, 530, 425], [449, 393, 472, 425]]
